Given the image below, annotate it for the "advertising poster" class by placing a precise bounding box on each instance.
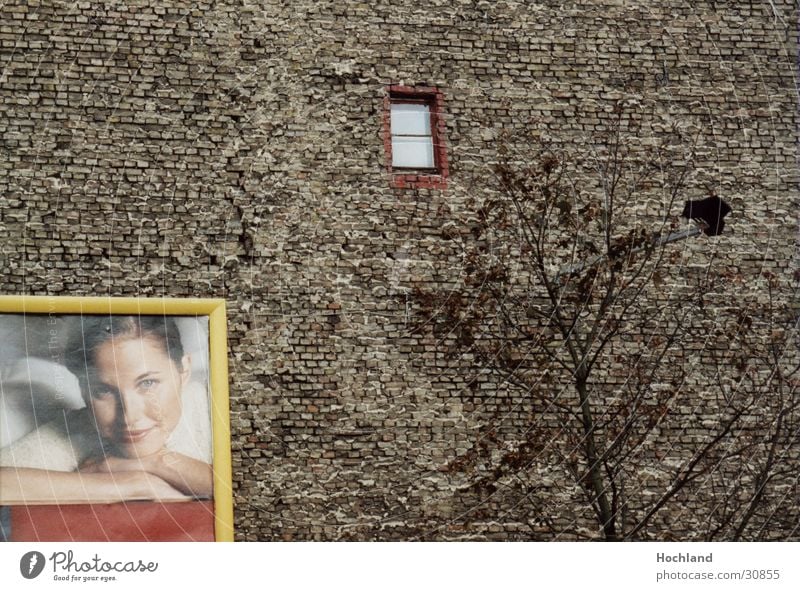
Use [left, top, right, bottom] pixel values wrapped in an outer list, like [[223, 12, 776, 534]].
[[0, 297, 232, 542]]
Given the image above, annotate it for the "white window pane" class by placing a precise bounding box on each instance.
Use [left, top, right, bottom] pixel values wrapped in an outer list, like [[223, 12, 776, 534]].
[[392, 137, 435, 168], [391, 103, 431, 135]]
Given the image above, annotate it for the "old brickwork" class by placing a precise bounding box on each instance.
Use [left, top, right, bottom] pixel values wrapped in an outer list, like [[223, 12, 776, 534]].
[[0, 1, 797, 540]]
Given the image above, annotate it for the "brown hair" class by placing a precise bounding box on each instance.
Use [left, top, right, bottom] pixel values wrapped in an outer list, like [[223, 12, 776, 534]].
[[64, 315, 184, 399]]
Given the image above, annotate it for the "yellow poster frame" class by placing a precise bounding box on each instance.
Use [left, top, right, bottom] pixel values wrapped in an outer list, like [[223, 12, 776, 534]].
[[0, 295, 234, 542]]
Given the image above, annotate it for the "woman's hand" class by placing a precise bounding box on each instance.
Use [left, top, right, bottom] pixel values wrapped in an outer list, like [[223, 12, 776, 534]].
[[79, 458, 190, 500], [146, 451, 214, 499], [79, 456, 156, 475], [80, 452, 213, 499], [118, 470, 190, 501]]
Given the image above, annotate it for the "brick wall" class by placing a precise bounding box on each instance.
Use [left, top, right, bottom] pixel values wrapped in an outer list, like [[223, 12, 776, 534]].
[[0, 1, 797, 540]]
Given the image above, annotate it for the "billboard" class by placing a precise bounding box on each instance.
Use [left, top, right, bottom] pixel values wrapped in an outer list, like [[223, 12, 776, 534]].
[[0, 297, 232, 542]]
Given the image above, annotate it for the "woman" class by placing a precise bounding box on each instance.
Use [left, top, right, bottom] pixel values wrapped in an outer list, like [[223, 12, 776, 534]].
[[0, 315, 213, 503]]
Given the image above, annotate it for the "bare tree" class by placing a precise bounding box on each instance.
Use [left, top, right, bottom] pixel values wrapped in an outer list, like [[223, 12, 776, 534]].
[[413, 105, 798, 540], [695, 271, 800, 541]]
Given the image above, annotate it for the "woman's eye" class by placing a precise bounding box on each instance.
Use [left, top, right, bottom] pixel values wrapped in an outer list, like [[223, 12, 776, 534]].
[[91, 389, 115, 400], [139, 379, 157, 389]]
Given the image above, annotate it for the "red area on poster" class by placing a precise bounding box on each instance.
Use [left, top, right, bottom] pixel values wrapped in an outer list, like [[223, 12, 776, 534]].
[[9, 501, 215, 541]]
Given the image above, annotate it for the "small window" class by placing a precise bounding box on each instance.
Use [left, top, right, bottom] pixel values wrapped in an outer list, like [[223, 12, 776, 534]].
[[384, 86, 448, 189], [391, 102, 435, 169]]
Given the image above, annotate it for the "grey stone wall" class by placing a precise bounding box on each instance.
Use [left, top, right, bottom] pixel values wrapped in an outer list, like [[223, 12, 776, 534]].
[[0, 1, 797, 540]]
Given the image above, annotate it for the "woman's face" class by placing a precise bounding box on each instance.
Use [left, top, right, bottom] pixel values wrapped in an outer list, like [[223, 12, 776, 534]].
[[88, 336, 190, 459]]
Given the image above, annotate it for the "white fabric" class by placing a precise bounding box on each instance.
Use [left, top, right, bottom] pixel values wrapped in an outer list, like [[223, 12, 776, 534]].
[[166, 380, 213, 464], [0, 357, 85, 448]]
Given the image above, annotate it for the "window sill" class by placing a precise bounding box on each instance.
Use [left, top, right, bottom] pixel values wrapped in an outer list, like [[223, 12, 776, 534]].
[[390, 172, 448, 190]]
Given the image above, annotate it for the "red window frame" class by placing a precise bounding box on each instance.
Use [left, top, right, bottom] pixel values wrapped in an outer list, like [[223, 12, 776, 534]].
[[383, 85, 448, 190]]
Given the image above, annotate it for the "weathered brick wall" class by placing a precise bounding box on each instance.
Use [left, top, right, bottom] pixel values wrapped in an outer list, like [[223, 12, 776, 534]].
[[0, 1, 796, 540]]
